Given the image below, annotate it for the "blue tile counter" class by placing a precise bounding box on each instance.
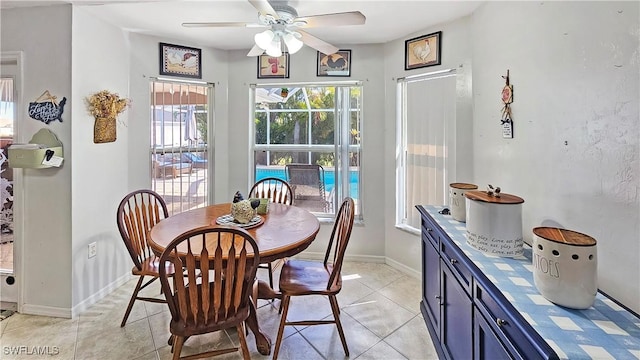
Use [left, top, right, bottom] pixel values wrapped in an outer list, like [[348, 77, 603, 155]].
[[423, 205, 640, 360]]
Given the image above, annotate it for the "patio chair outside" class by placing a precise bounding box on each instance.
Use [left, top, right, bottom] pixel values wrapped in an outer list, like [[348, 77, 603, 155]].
[[181, 152, 207, 169], [285, 163, 329, 212]]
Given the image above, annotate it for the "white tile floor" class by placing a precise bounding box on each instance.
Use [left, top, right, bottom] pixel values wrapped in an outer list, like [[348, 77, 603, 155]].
[[0, 261, 438, 360]]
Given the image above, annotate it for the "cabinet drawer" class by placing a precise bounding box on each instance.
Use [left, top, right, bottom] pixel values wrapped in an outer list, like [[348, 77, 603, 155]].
[[475, 281, 554, 360], [422, 220, 439, 248], [440, 238, 472, 294]]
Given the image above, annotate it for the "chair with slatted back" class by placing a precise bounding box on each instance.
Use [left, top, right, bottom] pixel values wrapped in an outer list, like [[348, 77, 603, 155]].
[[117, 189, 174, 327], [158, 226, 260, 360], [249, 177, 293, 206], [272, 197, 355, 360], [249, 177, 294, 288]]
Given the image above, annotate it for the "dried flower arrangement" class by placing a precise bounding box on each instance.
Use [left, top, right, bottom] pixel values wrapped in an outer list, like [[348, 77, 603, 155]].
[[86, 90, 131, 143], [86, 90, 130, 119]]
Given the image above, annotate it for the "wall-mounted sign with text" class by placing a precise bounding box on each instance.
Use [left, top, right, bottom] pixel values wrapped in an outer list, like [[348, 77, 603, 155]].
[[28, 90, 66, 124]]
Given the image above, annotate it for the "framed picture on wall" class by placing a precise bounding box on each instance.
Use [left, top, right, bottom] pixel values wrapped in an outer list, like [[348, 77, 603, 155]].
[[159, 42, 202, 79], [257, 53, 290, 79], [405, 31, 442, 70], [317, 50, 351, 77]]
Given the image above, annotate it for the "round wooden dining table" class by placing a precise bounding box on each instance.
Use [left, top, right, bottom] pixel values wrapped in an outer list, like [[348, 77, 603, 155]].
[[148, 202, 320, 355]]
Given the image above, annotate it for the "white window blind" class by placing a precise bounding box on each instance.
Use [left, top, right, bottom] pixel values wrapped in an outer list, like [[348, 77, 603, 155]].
[[397, 70, 457, 230]]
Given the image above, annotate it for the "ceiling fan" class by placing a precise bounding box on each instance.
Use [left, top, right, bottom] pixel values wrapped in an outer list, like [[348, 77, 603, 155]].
[[182, 0, 366, 57]]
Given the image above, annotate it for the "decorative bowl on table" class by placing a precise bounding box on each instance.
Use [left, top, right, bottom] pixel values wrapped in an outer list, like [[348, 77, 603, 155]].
[[215, 213, 264, 229]]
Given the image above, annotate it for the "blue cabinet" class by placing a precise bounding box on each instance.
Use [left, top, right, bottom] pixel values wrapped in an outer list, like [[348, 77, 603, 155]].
[[422, 239, 440, 333], [441, 260, 473, 359], [474, 310, 513, 360], [417, 205, 558, 360]]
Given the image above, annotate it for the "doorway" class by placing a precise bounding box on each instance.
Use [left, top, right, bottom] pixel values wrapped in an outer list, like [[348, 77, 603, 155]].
[[0, 52, 21, 307]]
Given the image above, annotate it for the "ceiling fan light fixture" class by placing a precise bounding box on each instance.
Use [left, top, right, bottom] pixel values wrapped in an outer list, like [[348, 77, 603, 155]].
[[283, 32, 303, 54], [254, 30, 274, 50], [265, 37, 282, 57]]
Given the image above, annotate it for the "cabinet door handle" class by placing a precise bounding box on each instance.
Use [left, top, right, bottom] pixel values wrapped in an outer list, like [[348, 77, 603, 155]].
[[427, 227, 433, 232], [450, 258, 458, 264], [435, 295, 441, 299], [496, 318, 507, 327]]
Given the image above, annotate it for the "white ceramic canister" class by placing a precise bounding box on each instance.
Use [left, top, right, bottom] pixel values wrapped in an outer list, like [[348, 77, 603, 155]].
[[449, 183, 478, 222], [465, 190, 525, 257], [532, 227, 597, 309]]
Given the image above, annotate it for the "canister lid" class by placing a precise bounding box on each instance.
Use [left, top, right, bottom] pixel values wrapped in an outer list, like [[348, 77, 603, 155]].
[[465, 190, 524, 204], [533, 227, 596, 246], [450, 182, 478, 190]]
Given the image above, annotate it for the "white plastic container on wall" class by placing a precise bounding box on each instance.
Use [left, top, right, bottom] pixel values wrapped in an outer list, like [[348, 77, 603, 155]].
[[465, 190, 525, 257], [532, 227, 598, 309]]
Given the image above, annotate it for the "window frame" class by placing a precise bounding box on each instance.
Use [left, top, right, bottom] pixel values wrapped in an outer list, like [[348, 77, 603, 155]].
[[396, 69, 457, 233], [250, 82, 363, 221]]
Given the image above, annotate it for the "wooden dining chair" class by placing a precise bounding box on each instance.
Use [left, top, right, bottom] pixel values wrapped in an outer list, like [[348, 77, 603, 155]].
[[272, 197, 355, 360], [116, 189, 173, 327], [249, 177, 293, 205], [158, 226, 260, 360], [249, 177, 294, 289]]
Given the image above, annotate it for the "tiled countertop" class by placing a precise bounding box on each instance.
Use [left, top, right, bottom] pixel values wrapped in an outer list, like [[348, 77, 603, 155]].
[[424, 205, 640, 360]]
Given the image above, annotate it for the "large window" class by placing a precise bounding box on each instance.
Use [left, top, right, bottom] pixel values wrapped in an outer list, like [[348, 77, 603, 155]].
[[251, 84, 362, 220], [396, 70, 457, 231]]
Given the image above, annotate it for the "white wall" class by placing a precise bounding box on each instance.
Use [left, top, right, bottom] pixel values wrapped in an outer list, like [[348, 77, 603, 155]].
[[1, 5, 73, 316], [70, 7, 133, 313], [383, 16, 475, 274], [471, 1, 639, 312]]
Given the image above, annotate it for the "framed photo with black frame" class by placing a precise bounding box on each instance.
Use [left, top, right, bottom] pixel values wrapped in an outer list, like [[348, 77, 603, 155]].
[[257, 53, 290, 79], [405, 31, 442, 70], [159, 42, 202, 79], [317, 50, 351, 77]]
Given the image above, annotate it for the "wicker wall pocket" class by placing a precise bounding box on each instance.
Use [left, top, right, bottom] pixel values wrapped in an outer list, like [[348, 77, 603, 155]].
[[86, 90, 130, 144], [94, 117, 116, 143]]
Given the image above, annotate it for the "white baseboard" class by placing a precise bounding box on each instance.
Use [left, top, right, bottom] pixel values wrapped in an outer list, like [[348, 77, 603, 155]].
[[20, 304, 71, 319], [385, 257, 420, 279], [70, 273, 133, 318], [20, 273, 133, 319], [294, 252, 420, 279], [297, 251, 386, 263]]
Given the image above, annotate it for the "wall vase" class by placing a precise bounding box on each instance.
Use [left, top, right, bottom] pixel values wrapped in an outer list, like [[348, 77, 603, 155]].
[[94, 116, 116, 143]]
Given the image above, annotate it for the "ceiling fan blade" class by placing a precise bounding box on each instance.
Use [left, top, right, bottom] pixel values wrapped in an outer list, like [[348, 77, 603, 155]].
[[298, 29, 339, 55], [182, 22, 264, 28], [248, 0, 279, 20], [247, 44, 265, 57], [296, 11, 366, 28]]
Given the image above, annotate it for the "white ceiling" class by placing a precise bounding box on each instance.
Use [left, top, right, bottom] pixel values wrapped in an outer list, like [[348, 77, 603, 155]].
[[2, 0, 483, 51]]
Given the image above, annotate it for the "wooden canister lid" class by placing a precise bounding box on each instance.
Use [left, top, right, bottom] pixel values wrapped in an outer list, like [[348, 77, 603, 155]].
[[465, 190, 524, 204], [450, 182, 478, 190], [533, 227, 597, 246]]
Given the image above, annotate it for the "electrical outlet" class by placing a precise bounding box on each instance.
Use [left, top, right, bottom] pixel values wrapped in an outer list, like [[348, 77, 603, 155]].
[[88, 242, 97, 258]]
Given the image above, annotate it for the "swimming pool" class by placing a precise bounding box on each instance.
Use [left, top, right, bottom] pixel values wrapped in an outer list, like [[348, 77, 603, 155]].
[[256, 166, 359, 199]]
